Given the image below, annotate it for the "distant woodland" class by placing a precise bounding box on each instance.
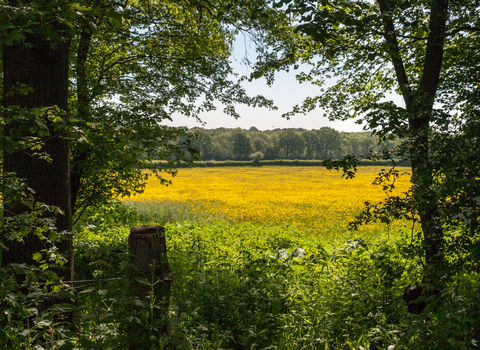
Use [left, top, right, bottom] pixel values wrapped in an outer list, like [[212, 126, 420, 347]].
[[188, 127, 399, 161]]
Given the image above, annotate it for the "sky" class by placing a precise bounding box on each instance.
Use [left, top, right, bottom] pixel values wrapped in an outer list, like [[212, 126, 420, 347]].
[[168, 69, 368, 133], [164, 36, 369, 133]]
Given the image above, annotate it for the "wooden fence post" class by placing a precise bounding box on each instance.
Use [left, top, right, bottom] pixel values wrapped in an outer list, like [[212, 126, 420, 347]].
[[127, 225, 173, 346]]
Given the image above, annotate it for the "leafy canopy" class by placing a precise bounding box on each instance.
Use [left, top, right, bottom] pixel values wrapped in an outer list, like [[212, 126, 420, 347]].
[[258, 0, 480, 282]]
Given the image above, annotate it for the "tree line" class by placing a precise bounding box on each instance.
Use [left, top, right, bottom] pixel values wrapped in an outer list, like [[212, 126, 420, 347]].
[[188, 126, 399, 161]]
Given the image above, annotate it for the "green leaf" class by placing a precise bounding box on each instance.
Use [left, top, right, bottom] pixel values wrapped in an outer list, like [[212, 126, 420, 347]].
[[32, 252, 43, 262]]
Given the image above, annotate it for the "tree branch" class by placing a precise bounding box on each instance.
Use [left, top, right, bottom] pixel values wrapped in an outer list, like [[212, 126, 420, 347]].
[[446, 25, 480, 36], [377, 0, 413, 109], [418, 0, 449, 106]]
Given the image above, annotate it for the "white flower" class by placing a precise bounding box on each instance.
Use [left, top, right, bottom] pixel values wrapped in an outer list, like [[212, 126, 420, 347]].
[[291, 248, 305, 258]]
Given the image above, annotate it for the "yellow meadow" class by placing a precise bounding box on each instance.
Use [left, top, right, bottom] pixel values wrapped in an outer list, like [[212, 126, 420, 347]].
[[125, 166, 411, 236]]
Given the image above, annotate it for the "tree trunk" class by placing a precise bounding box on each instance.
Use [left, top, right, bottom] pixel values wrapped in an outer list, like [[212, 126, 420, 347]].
[[378, 0, 449, 312], [409, 0, 448, 286], [379, 0, 448, 282], [407, 115, 444, 300], [127, 225, 172, 347], [2, 32, 72, 280]]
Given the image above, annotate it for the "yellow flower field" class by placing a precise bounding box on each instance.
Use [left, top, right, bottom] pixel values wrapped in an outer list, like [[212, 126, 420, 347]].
[[125, 166, 412, 236]]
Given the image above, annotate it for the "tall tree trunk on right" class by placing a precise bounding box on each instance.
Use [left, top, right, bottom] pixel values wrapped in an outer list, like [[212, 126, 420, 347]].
[[408, 0, 448, 284], [378, 0, 449, 289]]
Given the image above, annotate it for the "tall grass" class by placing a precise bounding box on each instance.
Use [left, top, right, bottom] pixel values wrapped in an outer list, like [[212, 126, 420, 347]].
[[122, 200, 228, 225]]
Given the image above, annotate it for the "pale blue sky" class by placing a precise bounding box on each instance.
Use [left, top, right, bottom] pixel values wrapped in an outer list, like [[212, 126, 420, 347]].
[[169, 69, 366, 132], [166, 62, 368, 132], [165, 36, 401, 132]]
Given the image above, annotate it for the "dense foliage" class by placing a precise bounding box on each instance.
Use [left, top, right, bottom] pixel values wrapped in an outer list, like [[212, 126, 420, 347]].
[[255, 0, 480, 309]]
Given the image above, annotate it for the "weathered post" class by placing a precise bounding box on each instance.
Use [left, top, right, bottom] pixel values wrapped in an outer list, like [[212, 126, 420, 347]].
[[127, 225, 172, 347]]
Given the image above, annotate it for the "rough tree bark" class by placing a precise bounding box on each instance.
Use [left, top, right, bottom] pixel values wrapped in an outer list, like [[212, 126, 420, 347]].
[[2, 30, 73, 280]]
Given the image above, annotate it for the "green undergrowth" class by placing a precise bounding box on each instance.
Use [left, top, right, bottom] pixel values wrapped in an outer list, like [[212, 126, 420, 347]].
[[2, 201, 479, 349], [69, 201, 480, 349]]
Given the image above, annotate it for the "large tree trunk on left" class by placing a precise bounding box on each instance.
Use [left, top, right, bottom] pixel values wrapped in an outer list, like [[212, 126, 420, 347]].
[[2, 32, 72, 281]]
